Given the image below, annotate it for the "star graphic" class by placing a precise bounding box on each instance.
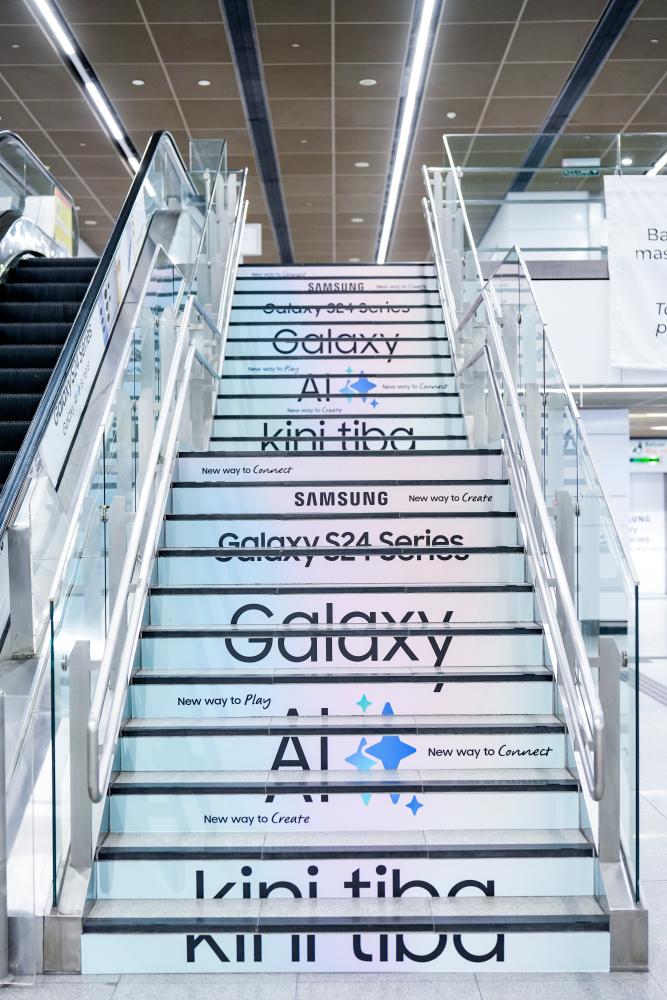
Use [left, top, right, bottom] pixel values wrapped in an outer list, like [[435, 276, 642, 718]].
[[356, 694, 372, 713], [389, 792, 401, 805], [370, 398, 379, 408], [406, 795, 423, 816], [345, 737, 376, 772], [361, 792, 372, 806], [350, 375, 376, 399], [366, 734, 416, 770], [346, 366, 354, 374]]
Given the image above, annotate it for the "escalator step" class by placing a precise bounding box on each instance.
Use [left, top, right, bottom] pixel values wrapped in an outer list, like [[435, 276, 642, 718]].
[[0, 370, 52, 393], [0, 395, 42, 419], [0, 421, 31, 450], [0, 345, 63, 368], [15, 256, 98, 268], [0, 323, 71, 345], [0, 302, 80, 322], [0, 451, 18, 489], [12, 265, 97, 284], [0, 282, 90, 303]]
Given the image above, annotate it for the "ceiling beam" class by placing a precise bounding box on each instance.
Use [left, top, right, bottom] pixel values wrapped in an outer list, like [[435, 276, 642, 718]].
[[219, 0, 294, 263]]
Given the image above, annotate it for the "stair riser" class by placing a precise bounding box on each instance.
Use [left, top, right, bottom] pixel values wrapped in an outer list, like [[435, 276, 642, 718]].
[[216, 374, 455, 399], [239, 265, 436, 278], [171, 483, 512, 515], [81, 928, 609, 974], [154, 551, 528, 586], [147, 589, 534, 626], [210, 435, 468, 453], [118, 732, 566, 773], [92, 855, 595, 900], [163, 515, 518, 549], [108, 789, 580, 834], [141, 632, 542, 669], [211, 415, 465, 448], [230, 307, 443, 324], [234, 277, 440, 291], [131, 679, 554, 719], [177, 453, 504, 483], [222, 358, 453, 377], [224, 341, 449, 364], [228, 324, 446, 348], [234, 287, 441, 301], [216, 396, 461, 418]]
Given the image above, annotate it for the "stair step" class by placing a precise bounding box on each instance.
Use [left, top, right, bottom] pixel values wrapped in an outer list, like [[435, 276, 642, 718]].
[[147, 580, 534, 626], [177, 451, 504, 484], [107, 767, 580, 835], [171, 479, 511, 515], [222, 355, 451, 375], [130, 664, 554, 719], [234, 275, 440, 292], [238, 264, 437, 277], [162, 512, 519, 548], [118, 713, 566, 774], [154, 545, 528, 586]]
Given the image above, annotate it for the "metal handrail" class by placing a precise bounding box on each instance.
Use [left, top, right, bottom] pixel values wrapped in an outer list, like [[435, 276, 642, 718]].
[[423, 155, 606, 801], [86, 179, 247, 803], [0, 130, 194, 543]]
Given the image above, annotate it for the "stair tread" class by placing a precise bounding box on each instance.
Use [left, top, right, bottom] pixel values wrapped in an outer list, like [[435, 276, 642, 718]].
[[133, 664, 553, 682], [97, 827, 594, 854], [111, 767, 578, 789], [121, 713, 564, 734], [142, 621, 542, 635], [83, 895, 607, 925]]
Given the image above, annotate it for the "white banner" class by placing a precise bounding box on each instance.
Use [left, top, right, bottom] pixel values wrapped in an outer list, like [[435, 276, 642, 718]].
[[605, 174, 667, 368]]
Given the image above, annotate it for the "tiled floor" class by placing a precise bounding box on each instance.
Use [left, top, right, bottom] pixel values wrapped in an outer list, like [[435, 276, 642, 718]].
[[6, 595, 667, 998]]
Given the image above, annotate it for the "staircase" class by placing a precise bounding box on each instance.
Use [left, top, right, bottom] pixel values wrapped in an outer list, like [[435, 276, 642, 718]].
[[80, 262, 610, 974]]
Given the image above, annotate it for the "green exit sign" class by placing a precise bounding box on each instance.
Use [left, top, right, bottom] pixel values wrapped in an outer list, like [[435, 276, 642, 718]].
[[562, 157, 600, 177]]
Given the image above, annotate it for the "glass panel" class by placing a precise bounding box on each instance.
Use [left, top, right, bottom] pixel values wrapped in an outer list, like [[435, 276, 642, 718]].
[[433, 152, 640, 899]]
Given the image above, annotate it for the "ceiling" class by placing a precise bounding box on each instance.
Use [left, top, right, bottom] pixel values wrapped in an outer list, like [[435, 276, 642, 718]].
[[0, 0, 666, 260]]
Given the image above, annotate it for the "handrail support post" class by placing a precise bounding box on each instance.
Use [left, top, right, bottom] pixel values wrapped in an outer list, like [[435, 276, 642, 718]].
[[8, 522, 35, 658]]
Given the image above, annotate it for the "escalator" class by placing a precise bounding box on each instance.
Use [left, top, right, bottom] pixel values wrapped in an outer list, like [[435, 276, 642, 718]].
[[0, 255, 98, 488]]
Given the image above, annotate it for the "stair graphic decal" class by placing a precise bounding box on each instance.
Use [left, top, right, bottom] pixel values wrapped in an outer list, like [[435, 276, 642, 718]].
[[81, 263, 610, 974]]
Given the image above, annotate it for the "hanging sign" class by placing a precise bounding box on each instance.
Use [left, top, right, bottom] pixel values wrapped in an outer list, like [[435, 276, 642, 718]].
[[604, 174, 667, 369]]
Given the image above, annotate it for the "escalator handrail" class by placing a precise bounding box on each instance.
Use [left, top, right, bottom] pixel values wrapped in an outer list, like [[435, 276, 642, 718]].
[[0, 130, 196, 542], [0, 130, 79, 250]]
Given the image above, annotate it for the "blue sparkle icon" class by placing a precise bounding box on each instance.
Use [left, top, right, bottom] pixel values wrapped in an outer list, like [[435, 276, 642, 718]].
[[346, 366, 354, 374], [356, 694, 372, 713], [361, 792, 372, 806], [406, 795, 423, 816], [370, 398, 379, 408], [345, 737, 376, 772], [366, 734, 416, 770], [350, 375, 376, 399]]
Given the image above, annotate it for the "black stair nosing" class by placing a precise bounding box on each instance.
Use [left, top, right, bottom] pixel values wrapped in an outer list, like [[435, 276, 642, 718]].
[[131, 668, 552, 686], [228, 320, 445, 327], [163, 511, 518, 521], [120, 720, 565, 739], [217, 371, 453, 379], [211, 413, 464, 421], [80, 913, 609, 935], [232, 290, 442, 297], [148, 581, 531, 592], [215, 393, 459, 400], [95, 841, 594, 862], [109, 775, 580, 796], [191, 449, 501, 459], [141, 622, 542, 638], [226, 335, 449, 342], [208, 435, 468, 444], [156, 543, 526, 559], [172, 477, 510, 488]]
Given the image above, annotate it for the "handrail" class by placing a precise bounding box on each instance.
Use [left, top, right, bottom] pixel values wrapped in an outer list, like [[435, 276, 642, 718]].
[[424, 155, 606, 801], [0, 130, 194, 543], [86, 173, 247, 803]]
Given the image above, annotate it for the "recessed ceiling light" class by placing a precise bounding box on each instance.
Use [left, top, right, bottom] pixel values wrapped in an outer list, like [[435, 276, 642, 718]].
[[306, 201, 313, 206], [359, 78, 377, 87], [300, 138, 308, 144], [349, 257, 360, 262], [10, 44, 19, 49], [132, 79, 145, 87], [446, 111, 457, 119], [351, 217, 364, 223], [354, 161, 370, 168], [291, 42, 300, 48], [79, 141, 87, 147], [621, 156, 633, 166], [650, 37, 659, 43], [198, 79, 211, 87], [84, 220, 97, 226]]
